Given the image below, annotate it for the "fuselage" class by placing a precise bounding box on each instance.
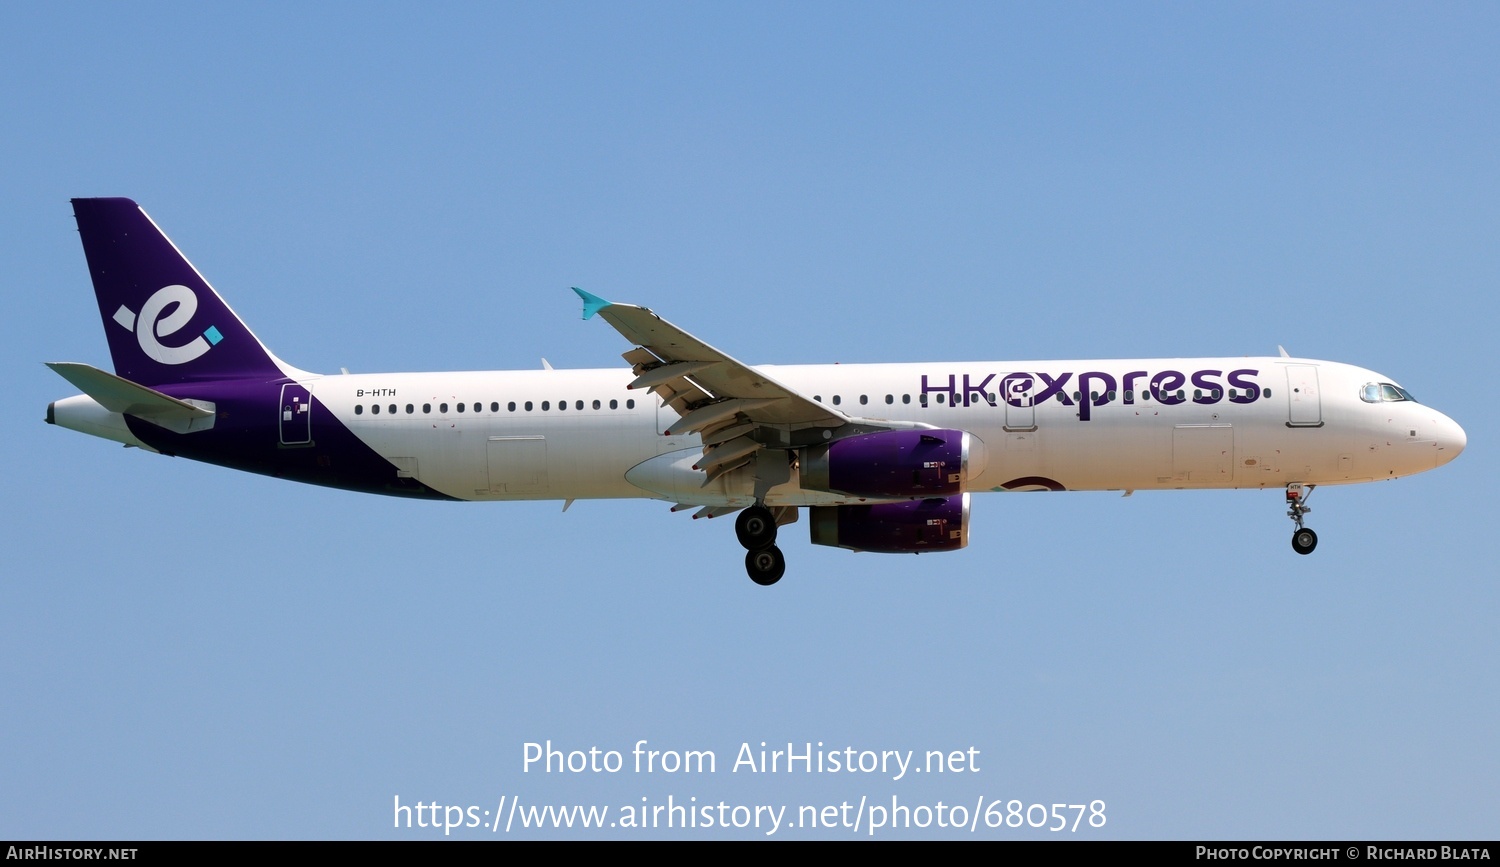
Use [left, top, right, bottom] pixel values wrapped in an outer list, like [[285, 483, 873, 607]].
[[51, 355, 1466, 506]]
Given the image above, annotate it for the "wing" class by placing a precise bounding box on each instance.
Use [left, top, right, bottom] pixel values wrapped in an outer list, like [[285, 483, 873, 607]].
[[573, 289, 928, 490]]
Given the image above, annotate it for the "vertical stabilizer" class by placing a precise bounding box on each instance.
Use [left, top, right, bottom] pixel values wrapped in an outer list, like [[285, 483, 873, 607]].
[[71, 197, 291, 386]]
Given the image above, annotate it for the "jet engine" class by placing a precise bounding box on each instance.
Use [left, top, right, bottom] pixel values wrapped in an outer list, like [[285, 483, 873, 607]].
[[800, 429, 974, 498], [808, 494, 970, 554]]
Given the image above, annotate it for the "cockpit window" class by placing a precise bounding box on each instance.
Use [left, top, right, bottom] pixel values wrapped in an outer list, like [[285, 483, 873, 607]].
[[1361, 382, 1417, 403]]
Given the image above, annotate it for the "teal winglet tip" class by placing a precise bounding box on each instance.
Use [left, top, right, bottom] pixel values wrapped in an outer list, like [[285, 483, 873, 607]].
[[572, 287, 612, 320]]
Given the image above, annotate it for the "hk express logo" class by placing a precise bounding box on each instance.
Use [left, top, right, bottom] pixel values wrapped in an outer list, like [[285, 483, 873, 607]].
[[921, 367, 1265, 421], [111, 285, 223, 365]]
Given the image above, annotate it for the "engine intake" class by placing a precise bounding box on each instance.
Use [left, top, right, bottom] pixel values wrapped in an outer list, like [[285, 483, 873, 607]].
[[801, 429, 971, 498], [809, 494, 970, 554]]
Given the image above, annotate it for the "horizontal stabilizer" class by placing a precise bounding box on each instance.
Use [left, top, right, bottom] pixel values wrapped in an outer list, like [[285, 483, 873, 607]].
[[45, 362, 214, 420]]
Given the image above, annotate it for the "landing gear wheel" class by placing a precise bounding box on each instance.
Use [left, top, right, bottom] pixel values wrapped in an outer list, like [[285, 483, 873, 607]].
[[1291, 528, 1318, 555], [745, 545, 786, 586], [735, 505, 777, 550], [1285, 484, 1318, 556]]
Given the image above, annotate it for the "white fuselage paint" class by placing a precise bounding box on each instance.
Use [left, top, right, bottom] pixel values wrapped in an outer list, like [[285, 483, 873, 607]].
[[309, 357, 1465, 507]]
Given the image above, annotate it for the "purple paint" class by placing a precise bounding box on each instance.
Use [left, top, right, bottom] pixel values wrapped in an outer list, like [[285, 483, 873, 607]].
[[1191, 369, 1223, 405], [72, 198, 285, 386], [131, 378, 451, 500], [802, 429, 967, 498], [1075, 371, 1117, 421], [999, 476, 1067, 492], [809, 495, 969, 553], [918, 366, 1263, 419], [1149, 370, 1187, 405], [1034, 371, 1075, 406], [1001, 373, 1035, 408]]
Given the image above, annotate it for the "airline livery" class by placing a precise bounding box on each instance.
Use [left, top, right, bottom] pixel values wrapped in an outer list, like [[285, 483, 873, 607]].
[[47, 198, 1466, 585]]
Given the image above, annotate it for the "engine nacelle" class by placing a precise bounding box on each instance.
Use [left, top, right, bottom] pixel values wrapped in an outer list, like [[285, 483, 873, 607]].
[[800, 429, 972, 498], [808, 494, 970, 554]]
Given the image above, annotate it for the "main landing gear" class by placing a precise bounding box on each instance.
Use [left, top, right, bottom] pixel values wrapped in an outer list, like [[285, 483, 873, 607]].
[[1286, 484, 1318, 555], [737, 505, 785, 586]]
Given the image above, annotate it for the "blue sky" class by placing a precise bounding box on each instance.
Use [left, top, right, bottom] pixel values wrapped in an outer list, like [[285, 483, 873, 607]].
[[4, 2, 1496, 839]]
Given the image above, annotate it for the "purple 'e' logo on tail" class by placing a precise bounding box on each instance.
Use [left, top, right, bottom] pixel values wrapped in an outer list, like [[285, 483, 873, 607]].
[[111, 284, 222, 366]]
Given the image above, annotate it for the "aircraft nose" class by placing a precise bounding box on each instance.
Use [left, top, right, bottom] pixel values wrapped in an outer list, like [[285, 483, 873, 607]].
[[1435, 412, 1466, 466]]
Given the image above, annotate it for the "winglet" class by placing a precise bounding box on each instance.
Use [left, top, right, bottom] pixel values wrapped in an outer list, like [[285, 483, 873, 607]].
[[572, 287, 612, 320]]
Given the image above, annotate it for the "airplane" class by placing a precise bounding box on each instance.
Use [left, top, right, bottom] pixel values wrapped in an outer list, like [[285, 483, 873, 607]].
[[46, 198, 1467, 585]]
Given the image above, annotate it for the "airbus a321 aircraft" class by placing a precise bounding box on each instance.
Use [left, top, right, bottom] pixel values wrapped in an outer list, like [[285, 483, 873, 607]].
[[47, 198, 1466, 585]]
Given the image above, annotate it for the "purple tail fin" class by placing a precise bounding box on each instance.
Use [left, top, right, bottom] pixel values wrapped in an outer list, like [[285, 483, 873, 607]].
[[72, 198, 289, 386]]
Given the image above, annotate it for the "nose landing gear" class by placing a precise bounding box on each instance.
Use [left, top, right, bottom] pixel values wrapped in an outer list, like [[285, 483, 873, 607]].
[[1287, 484, 1318, 555]]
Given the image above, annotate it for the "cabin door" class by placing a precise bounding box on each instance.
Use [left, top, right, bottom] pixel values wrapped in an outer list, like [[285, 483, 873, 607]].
[[279, 383, 313, 445], [1285, 365, 1323, 427]]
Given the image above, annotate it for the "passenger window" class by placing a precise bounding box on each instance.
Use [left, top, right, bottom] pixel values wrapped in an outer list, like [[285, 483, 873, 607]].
[[371, 404, 380, 415], [627, 399, 635, 409], [524, 401, 533, 411], [903, 394, 911, 404], [389, 404, 396, 414], [423, 403, 432, 413], [542, 401, 550, 411], [609, 399, 618, 409], [832, 395, 842, 405], [457, 403, 465, 413], [491, 402, 499, 412], [508, 402, 516, 412], [885, 394, 893, 404], [440, 403, 449, 413], [355, 405, 363, 415], [406, 404, 414, 414], [576, 400, 584, 410], [593, 399, 600, 410], [558, 400, 566, 411]]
